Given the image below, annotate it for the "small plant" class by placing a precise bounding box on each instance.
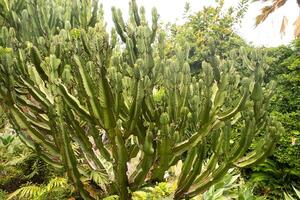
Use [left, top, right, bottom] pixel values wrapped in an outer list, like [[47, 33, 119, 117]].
[[0, 134, 14, 146], [7, 177, 72, 200]]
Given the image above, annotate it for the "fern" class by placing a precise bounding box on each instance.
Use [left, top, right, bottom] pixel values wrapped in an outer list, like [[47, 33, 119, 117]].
[[45, 177, 68, 192], [7, 177, 70, 200], [7, 185, 41, 200]]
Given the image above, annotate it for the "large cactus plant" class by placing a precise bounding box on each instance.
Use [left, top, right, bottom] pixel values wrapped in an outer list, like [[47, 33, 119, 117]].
[[0, 0, 283, 199]]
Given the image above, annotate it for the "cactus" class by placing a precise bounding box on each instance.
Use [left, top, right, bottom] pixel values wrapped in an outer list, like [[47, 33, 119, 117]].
[[0, 0, 283, 199]]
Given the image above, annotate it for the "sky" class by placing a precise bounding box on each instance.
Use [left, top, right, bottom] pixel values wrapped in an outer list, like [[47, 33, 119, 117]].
[[99, 0, 299, 47]]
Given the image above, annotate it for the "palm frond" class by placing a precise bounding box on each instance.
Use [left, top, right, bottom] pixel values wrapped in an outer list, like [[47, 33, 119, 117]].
[[280, 16, 289, 37], [255, 0, 288, 26], [294, 16, 300, 37]]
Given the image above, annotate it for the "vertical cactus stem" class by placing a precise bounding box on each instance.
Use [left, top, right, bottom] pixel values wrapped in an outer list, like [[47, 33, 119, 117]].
[[30, 46, 48, 81], [130, 128, 155, 189], [151, 113, 171, 181], [177, 147, 197, 185], [88, 0, 99, 27], [130, 0, 141, 26], [174, 145, 204, 199], [65, 108, 109, 172], [150, 8, 158, 43], [185, 163, 231, 199], [112, 7, 127, 43], [56, 99, 94, 200], [112, 128, 130, 200], [74, 55, 103, 125]]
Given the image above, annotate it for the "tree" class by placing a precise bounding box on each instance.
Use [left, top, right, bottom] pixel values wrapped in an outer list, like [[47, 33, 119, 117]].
[[0, 0, 283, 199], [169, 0, 249, 72]]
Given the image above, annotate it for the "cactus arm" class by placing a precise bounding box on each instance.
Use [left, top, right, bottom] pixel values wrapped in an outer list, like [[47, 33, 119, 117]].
[[130, 0, 141, 26], [10, 105, 59, 155], [185, 163, 231, 199], [218, 88, 249, 121], [173, 120, 222, 156], [125, 79, 143, 137], [150, 8, 158, 43], [87, 0, 98, 27], [130, 129, 155, 189], [112, 128, 130, 200], [65, 109, 109, 172], [234, 127, 279, 168], [30, 46, 48, 80], [58, 113, 94, 200], [151, 113, 172, 180], [177, 147, 197, 184], [111, 7, 126, 43], [174, 145, 204, 199], [81, 31, 92, 56], [59, 83, 92, 122], [74, 55, 103, 125], [20, 77, 51, 108], [193, 139, 223, 185], [227, 119, 255, 161], [15, 95, 44, 114], [97, 66, 116, 129]]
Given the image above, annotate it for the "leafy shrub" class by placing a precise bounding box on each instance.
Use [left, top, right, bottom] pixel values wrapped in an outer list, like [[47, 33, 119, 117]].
[[265, 39, 300, 169], [246, 159, 300, 199]]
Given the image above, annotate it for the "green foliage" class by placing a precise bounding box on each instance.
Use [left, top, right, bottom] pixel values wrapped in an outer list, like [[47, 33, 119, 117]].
[[132, 182, 174, 200], [0, 131, 55, 193], [247, 159, 300, 199], [0, 189, 6, 200], [169, 0, 249, 72], [264, 40, 300, 169], [7, 177, 71, 200], [0, 0, 283, 199], [0, 133, 14, 146], [241, 38, 300, 200]]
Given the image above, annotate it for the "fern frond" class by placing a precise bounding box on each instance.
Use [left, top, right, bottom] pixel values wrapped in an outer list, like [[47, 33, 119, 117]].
[[7, 185, 42, 200], [45, 177, 68, 192]]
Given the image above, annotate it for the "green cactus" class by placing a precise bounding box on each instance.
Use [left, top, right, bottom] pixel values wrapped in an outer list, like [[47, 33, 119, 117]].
[[0, 0, 283, 200]]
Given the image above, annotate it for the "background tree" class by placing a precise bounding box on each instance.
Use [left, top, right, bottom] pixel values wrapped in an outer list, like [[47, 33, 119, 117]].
[[168, 0, 249, 72]]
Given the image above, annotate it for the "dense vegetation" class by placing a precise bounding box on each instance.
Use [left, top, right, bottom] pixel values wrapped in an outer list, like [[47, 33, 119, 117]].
[[0, 0, 299, 200]]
